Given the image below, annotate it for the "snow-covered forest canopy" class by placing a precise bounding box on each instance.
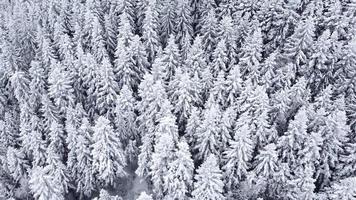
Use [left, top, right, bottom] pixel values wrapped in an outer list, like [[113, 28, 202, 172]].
[[0, 0, 356, 199]]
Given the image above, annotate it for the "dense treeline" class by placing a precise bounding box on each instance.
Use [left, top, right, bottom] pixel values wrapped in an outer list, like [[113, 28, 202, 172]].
[[0, 0, 356, 199]]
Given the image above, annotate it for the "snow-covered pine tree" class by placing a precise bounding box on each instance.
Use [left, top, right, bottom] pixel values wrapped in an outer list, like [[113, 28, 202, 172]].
[[259, 0, 290, 54], [6, 147, 29, 182], [169, 68, 200, 126], [310, 92, 349, 190], [160, 35, 181, 84], [210, 70, 227, 107], [287, 164, 316, 200], [104, 13, 117, 58], [65, 103, 87, 178], [136, 76, 168, 178], [92, 116, 126, 186], [164, 138, 194, 200], [117, 11, 134, 47], [93, 188, 123, 200], [199, 9, 218, 59], [223, 122, 253, 190], [277, 107, 310, 170], [185, 36, 208, 77], [114, 37, 134, 91], [192, 154, 225, 200], [253, 143, 279, 197], [284, 17, 315, 76], [185, 106, 201, 147], [48, 121, 65, 161], [45, 149, 71, 196], [9, 71, 30, 105], [114, 85, 137, 144], [95, 56, 119, 117], [225, 64, 243, 106], [211, 39, 228, 77], [28, 60, 47, 112], [217, 0, 238, 18], [29, 129, 47, 167], [159, 0, 177, 45], [195, 95, 222, 161], [75, 118, 95, 198], [48, 60, 75, 114], [129, 35, 150, 84], [308, 29, 336, 95], [218, 15, 238, 67], [80, 52, 100, 117], [29, 166, 64, 200], [142, 0, 160, 63], [239, 25, 263, 85], [150, 133, 175, 199], [175, 0, 193, 58]]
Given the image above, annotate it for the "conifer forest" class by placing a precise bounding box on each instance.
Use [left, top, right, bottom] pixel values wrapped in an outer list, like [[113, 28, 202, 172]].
[[1, 0, 356, 199]]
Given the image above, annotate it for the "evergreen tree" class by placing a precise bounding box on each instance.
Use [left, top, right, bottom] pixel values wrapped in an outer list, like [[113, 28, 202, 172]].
[[65, 103, 87, 178], [185, 36, 208, 76], [277, 107, 309, 170], [175, 0, 193, 55], [159, 0, 177, 44], [29, 166, 64, 200], [45, 149, 70, 195], [239, 26, 263, 84], [75, 118, 95, 198], [254, 143, 279, 179], [95, 56, 119, 117], [259, 0, 290, 53], [96, 189, 122, 200], [185, 106, 200, 146], [195, 96, 221, 161], [223, 123, 253, 189], [287, 164, 316, 200], [129, 35, 150, 83], [150, 133, 175, 199], [28, 61, 47, 112], [218, 15, 238, 67], [104, 13, 117, 58], [114, 38, 134, 90], [117, 12, 134, 46], [92, 116, 126, 186], [211, 39, 228, 77], [48, 61, 75, 113], [169, 68, 200, 126], [192, 154, 225, 200], [200, 9, 218, 58], [225, 64, 243, 106], [308, 29, 336, 94], [9, 71, 30, 105], [136, 77, 168, 178], [261, 52, 278, 90], [218, 0, 238, 18], [6, 147, 29, 182], [29, 130, 47, 167], [160, 35, 181, 83], [284, 17, 315, 75], [48, 121, 65, 160], [142, 1, 160, 63], [164, 138, 194, 200], [315, 97, 349, 189], [80, 53, 100, 117], [210, 70, 227, 107], [114, 85, 137, 144]]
